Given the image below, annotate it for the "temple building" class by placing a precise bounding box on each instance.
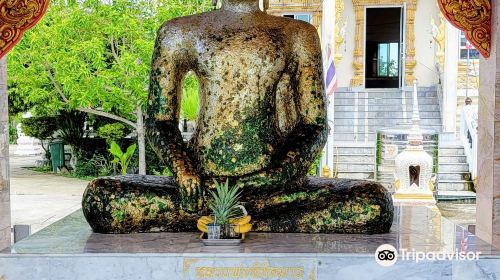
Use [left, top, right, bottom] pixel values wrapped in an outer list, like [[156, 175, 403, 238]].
[[264, 0, 478, 200]]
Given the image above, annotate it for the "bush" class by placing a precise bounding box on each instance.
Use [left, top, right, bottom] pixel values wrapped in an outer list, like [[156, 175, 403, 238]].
[[21, 116, 58, 140], [72, 154, 113, 178], [73, 159, 99, 178], [98, 123, 126, 144]]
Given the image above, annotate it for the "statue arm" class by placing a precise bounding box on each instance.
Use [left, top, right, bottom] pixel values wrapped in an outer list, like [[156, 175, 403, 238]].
[[146, 30, 201, 198], [234, 25, 327, 190], [270, 25, 328, 180]]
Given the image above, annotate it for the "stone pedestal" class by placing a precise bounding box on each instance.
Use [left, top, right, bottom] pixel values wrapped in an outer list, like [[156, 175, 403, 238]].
[[0, 57, 11, 251], [476, 0, 500, 248], [393, 146, 435, 204]]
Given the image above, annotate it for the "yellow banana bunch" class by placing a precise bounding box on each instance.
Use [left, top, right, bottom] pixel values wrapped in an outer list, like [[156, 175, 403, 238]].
[[197, 215, 252, 240]]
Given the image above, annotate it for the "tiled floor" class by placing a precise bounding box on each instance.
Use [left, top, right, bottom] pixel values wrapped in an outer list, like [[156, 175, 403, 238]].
[[9, 205, 500, 256]]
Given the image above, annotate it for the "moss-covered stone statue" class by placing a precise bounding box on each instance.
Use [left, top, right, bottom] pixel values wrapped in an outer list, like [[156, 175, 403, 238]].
[[83, 0, 394, 234]]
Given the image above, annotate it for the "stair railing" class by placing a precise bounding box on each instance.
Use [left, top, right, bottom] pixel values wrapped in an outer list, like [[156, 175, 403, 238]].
[[460, 105, 478, 179]]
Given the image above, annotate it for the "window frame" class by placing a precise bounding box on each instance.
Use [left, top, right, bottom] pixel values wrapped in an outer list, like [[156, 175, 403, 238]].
[[459, 31, 480, 61], [282, 13, 312, 24]]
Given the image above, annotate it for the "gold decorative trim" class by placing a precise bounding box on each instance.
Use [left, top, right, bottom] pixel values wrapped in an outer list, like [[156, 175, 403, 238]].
[[392, 193, 435, 200], [334, 0, 345, 64], [437, 0, 491, 58], [351, 0, 417, 87], [431, 13, 446, 70], [183, 258, 199, 273], [0, 0, 50, 59], [267, 0, 323, 30]]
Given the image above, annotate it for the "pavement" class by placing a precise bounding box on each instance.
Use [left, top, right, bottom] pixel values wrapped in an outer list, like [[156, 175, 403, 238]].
[[9, 145, 89, 234]]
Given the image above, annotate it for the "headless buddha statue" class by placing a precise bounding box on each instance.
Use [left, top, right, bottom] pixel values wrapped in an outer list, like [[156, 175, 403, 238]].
[[83, 0, 393, 234]]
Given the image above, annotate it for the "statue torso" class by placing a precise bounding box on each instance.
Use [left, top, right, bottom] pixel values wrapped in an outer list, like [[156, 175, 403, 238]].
[[159, 10, 314, 177]]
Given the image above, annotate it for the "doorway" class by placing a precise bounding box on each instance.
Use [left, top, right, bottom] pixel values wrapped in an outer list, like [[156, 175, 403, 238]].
[[365, 7, 403, 88]]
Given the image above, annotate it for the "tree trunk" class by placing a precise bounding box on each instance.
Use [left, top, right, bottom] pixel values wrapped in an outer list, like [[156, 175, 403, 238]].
[[136, 105, 146, 175]]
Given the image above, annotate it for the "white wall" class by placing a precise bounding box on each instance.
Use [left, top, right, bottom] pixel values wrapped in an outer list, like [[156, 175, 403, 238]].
[[335, 0, 440, 88], [413, 0, 440, 86], [336, 0, 356, 88]]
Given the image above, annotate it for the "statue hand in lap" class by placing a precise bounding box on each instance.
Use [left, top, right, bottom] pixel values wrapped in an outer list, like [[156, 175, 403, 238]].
[[82, 0, 393, 234]]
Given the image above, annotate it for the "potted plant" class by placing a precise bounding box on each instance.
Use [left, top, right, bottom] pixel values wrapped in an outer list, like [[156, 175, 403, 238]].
[[207, 179, 242, 239], [197, 179, 253, 244]]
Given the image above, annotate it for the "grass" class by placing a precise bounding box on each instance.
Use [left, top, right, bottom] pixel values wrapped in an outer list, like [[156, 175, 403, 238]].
[[25, 166, 95, 181]]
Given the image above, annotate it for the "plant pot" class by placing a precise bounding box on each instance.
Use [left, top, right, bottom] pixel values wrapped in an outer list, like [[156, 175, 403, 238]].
[[222, 223, 239, 239], [207, 224, 221, 239]]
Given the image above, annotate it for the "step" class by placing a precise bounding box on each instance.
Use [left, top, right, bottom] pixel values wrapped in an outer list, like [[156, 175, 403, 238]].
[[438, 172, 472, 181], [334, 154, 374, 164], [334, 146, 375, 155], [336, 171, 374, 180], [438, 147, 465, 156], [333, 104, 441, 112], [439, 155, 468, 163], [333, 118, 442, 126], [334, 90, 437, 99], [333, 97, 440, 105], [334, 163, 375, 172], [333, 134, 377, 141], [439, 163, 470, 172], [333, 125, 443, 134], [436, 190, 476, 201], [437, 180, 474, 191]]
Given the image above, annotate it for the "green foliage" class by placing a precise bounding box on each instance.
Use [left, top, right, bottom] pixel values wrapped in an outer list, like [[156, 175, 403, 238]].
[[31, 166, 52, 173], [73, 159, 99, 178], [152, 167, 173, 176], [21, 116, 58, 140], [375, 133, 382, 180], [57, 110, 86, 147], [109, 141, 137, 175], [208, 180, 242, 225], [9, 119, 18, 144], [181, 74, 199, 121], [8, 0, 212, 126], [72, 154, 113, 178], [307, 153, 322, 176], [98, 123, 126, 144]]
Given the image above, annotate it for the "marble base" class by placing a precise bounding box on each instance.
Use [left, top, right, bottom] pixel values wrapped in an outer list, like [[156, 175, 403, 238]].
[[1, 206, 499, 279]]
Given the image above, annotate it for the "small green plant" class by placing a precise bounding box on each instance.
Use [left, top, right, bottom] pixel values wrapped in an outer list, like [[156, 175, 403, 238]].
[[73, 159, 99, 178], [109, 141, 137, 175], [307, 153, 322, 176], [208, 179, 242, 225], [152, 167, 173, 176]]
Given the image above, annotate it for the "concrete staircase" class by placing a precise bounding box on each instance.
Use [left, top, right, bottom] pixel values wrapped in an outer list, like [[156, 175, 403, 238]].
[[437, 145, 475, 199], [332, 143, 376, 180], [333, 87, 442, 142], [331, 87, 442, 182]]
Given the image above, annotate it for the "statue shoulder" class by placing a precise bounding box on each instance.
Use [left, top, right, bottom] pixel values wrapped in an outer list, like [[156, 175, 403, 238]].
[[285, 20, 320, 51], [286, 20, 318, 39], [156, 13, 206, 45]]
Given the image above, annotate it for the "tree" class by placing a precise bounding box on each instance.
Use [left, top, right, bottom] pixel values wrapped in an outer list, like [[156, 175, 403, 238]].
[[8, 0, 211, 174]]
